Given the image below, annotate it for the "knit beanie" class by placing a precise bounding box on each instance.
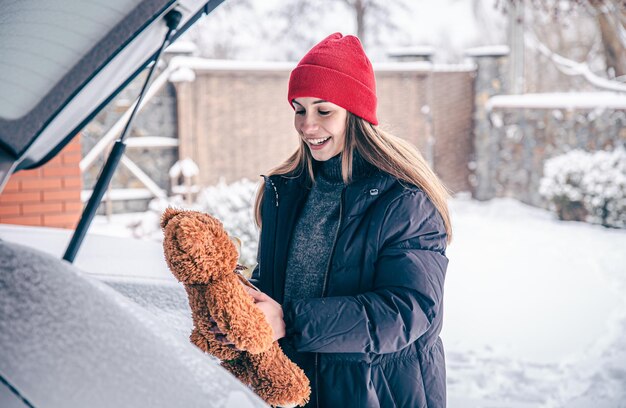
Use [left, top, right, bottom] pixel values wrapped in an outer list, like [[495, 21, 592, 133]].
[[288, 32, 378, 125]]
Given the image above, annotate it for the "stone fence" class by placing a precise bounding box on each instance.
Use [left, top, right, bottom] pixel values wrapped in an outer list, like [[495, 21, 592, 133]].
[[468, 51, 626, 208], [477, 94, 626, 206]]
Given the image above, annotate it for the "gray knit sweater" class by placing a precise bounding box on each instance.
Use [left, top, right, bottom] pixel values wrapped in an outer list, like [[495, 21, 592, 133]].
[[283, 152, 374, 302], [283, 156, 343, 302]]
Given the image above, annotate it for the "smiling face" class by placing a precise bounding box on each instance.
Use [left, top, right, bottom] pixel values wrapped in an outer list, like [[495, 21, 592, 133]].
[[293, 97, 348, 162]]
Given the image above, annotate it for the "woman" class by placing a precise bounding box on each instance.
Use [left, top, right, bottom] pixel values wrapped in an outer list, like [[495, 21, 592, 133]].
[[246, 33, 452, 408]]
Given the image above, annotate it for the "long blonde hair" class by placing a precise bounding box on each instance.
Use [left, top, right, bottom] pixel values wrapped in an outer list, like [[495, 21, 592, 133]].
[[254, 113, 453, 244]]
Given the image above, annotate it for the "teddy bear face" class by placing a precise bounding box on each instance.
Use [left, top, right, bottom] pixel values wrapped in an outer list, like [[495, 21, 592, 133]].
[[161, 208, 239, 284]]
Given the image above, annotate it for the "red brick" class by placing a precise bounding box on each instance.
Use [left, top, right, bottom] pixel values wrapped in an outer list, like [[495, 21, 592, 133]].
[[0, 204, 21, 216], [0, 215, 42, 226], [2, 180, 20, 192], [22, 202, 64, 215], [20, 178, 63, 191], [62, 152, 82, 165], [46, 155, 64, 166], [0, 191, 42, 203], [64, 201, 84, 212], [43, 190, 81, 202], [43, 213, 79, 228], [42, 166, 80, 177], [62, 177, 82, 189], [12, 168, 42, 179], [61, 138, 82, 153]]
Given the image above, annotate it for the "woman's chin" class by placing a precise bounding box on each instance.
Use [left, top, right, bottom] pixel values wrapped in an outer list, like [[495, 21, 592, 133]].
[[308, 145, 340, 162], [311, 152, 331, 161]]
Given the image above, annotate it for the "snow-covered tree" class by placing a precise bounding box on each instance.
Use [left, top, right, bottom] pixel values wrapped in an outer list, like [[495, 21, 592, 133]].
[[179, 0, 507, 62], [498, 0, 626, 85], [181, 0, 261, 59], [272, 0, 409, 51]]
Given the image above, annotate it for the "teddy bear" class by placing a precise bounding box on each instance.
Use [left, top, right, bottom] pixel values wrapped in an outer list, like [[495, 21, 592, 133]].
[[160, 208, 310, 407]]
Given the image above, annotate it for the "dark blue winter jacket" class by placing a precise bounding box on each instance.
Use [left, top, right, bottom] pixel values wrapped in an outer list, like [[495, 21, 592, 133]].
[[254, 169, 448, 408]]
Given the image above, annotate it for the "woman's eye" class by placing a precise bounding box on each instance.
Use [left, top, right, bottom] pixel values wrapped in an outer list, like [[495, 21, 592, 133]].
[[318, 110, 330, 116], [295, 110, 305, 115]]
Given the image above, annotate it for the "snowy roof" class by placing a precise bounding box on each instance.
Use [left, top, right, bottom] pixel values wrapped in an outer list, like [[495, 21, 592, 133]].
[[387, 46, 436, 57], [81, 187, 156, 202], [464, 45, 510, 57], [164, 40, 199, 55], [170, 158, 200, 178], [486, 92, 626, 111], [165, 56, 476, 76], [374, 61, 476, 73], [168, 56, 295, 72], [169, 66, 197, 83], [125, 136, 179, 148]]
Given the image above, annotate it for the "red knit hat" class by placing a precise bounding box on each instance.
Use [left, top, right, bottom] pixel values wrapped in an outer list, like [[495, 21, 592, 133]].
[[288, 33, 378, 125]]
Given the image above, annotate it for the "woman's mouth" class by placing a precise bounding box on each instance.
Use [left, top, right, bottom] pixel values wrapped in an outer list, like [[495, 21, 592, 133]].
[[307, 136, 331, 150]]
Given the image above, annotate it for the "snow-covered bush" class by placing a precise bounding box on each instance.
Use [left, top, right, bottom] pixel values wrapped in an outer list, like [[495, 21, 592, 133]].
[[195, 178, 260, 269], [131, 178, 261, 269], [539, 147, 626, 228]]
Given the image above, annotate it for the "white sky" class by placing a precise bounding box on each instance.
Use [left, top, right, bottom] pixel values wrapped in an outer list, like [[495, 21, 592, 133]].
[[190, 0, 508, 62]]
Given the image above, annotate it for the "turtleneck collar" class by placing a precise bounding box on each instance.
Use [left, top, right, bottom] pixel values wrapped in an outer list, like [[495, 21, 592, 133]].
[[314, 150, 376, 185]]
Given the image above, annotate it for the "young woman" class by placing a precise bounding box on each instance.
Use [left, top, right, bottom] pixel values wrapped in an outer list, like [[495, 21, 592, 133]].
[[245, 33, 452, 408]]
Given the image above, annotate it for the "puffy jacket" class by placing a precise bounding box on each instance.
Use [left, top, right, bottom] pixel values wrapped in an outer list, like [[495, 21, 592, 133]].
[[254, 169, 448, 408]]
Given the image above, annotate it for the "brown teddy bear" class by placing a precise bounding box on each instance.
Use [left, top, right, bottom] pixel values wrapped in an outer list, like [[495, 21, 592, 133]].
[[161, 208, 310, 407]]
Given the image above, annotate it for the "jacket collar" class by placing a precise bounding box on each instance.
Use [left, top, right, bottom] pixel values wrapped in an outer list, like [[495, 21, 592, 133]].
[[265, 169, 399, 220]]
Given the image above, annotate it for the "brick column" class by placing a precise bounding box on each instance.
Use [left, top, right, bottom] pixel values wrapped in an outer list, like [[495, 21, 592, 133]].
[[0, 136, 83, 229]]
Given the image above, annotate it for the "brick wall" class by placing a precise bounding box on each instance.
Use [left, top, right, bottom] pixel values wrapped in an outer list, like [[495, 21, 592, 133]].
[[431, 70, 475, 194], [174, 69, 298, 186], [0, 136, 83, 229]]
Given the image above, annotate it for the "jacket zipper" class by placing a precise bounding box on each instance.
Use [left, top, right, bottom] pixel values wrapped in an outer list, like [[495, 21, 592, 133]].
[[253, 175, 278, 300], [266, 177, 279, 207], [315, 188, 344, 408]]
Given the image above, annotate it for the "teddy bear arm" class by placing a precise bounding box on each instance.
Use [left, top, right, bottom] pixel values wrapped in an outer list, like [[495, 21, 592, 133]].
[[246, 343, 311, 407], [185, 284, 213, 333], [206, 274, 274, 354]]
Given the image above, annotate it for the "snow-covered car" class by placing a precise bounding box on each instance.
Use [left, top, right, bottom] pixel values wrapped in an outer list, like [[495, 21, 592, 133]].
[[0, 1, 267, 407]]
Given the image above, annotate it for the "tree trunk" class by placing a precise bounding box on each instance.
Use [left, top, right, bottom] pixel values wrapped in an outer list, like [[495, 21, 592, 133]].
[[595, 4, 626, 78], [355, 0, 366, 44]]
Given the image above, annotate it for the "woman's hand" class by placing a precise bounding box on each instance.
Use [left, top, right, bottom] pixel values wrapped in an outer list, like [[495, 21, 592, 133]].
[[242, 285, 286, 341], [208, 317, 240, 349]]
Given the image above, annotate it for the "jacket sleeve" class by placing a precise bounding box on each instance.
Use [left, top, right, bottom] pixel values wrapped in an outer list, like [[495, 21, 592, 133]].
[[249, 264, 260, 287], [283, 190, 448, 354], [248, 229, 261, 287]]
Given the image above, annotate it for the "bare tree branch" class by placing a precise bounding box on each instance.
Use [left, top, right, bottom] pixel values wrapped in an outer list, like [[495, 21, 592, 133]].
[[273, 0, 410, 49], [498, 0, 626, 79], [526, 29, 626, 91]]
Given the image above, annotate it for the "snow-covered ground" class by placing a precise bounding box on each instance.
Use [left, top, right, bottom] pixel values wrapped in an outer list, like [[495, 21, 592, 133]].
[[444, 197, 626, 408], [1, 196, 625, 407]]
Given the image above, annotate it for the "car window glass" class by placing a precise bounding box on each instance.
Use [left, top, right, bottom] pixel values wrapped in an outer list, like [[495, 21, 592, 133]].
[[0, 0, 138, 120], [0, 377, 30, 408]]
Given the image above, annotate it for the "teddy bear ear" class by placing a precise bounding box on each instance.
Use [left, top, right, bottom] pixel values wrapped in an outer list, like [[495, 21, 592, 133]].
[[161, 207, 183, 229]]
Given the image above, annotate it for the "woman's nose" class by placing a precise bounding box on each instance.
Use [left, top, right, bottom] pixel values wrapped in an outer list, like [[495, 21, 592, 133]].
[[299, 114, 319, 134]]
